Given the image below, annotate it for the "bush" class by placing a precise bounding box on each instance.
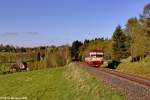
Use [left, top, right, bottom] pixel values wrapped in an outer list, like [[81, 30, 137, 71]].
[[105, 60, 121, 69]]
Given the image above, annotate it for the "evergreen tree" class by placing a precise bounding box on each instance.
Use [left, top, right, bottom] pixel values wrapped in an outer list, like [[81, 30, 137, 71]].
[[37, 52, 41, 61], [112, 25, 129, 60], [71, 40, 83, 60]]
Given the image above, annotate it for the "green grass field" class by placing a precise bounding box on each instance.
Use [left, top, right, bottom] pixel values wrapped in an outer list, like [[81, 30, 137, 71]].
[[0, 63, 124, 100]]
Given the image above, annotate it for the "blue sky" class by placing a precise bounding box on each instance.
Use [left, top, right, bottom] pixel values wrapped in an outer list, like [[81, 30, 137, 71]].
[[0, 0, 149, 47]]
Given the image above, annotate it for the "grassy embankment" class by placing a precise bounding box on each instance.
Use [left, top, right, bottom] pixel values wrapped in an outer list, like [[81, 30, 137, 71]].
[[0, 63, 124, 100], [117, 56, 150, 77]]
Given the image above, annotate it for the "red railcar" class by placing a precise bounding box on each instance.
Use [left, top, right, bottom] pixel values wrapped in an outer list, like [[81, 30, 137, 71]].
[[85, 50, 104, 67]]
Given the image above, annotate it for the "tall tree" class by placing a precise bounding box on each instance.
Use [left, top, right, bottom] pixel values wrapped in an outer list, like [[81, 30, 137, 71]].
[[71, 40, 83, 60], [141, 3, 150, 55], [112, 25, 129, 60], [143, 3, 150, 19]]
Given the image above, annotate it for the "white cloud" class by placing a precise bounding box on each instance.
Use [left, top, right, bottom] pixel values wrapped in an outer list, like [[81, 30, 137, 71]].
[[2, 32, 39, 36]]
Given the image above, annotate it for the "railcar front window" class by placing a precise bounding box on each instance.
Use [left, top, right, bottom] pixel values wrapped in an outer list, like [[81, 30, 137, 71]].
[[91, 54, 96, 57], [97, 55, 103, 57]]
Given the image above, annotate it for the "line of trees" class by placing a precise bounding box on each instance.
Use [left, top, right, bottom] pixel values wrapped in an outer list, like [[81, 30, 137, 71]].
[[112, 3, 150, 61]]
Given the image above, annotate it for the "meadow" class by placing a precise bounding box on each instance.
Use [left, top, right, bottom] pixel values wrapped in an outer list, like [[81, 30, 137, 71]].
[[0, 63, 124, 100]]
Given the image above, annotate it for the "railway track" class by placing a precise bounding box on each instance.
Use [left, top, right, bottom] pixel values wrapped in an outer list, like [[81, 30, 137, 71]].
[[98, 68, 150, 87], [81, 63, 150, 100]]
